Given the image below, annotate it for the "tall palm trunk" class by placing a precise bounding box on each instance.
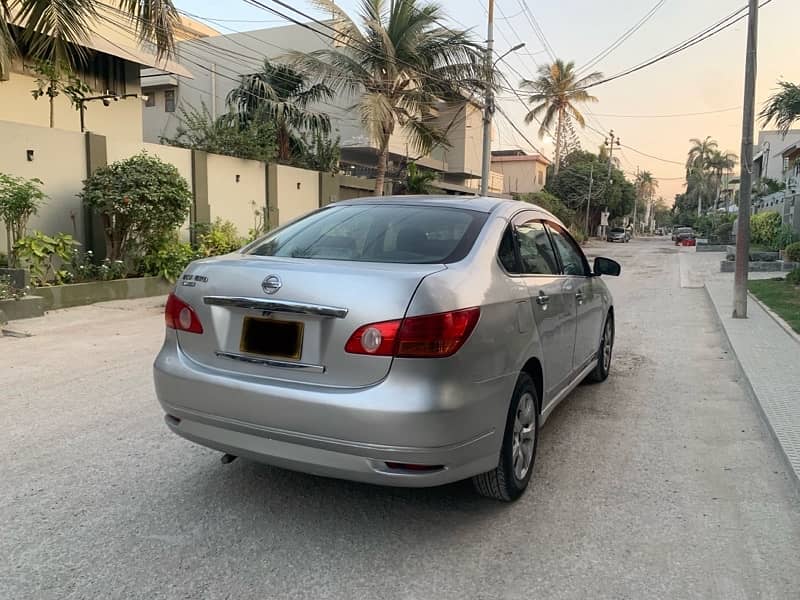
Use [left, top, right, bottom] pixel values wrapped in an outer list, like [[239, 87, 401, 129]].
[[49, 96, 55, 128], [277, 122, 290, 161], [553, 107, 564, 175], [374, 141, 389, 196]]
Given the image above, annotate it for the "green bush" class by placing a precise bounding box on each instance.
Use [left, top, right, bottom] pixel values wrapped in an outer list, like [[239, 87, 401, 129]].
[[785, 242, 800, 263], [139, 234, 197, 282], [775, 224, 798, 250], [711, 221, 734, 244], [787, 268, 800, 286], [0, 274, 27, 300], [195, 219, 244, 257], [14, 231, 79, 286], [67, 250, 127, 283], [750, 212, 783, 249], [569, 224, 587, 244], [0, 173, 47, 266], [80, 152, 192, 264]]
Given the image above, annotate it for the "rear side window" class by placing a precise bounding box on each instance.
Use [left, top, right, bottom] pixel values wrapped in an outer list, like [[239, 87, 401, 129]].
[[246, 204, 488, 264], [516, 220, 559, 275]]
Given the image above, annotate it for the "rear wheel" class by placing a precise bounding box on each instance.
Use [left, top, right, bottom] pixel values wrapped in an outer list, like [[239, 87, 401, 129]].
[[473, 373, 539, 501], [586, 313, 614, 383]]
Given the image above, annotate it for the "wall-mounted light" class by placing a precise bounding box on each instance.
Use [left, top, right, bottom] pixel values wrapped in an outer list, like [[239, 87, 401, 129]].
[[26, 149, 34, 161], [235, 174, 240, 183], [296, 182, 301, 190]]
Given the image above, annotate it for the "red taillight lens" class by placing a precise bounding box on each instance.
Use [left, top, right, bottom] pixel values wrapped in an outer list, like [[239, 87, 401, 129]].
[[345, 307, 480, 358], [164, 293, 203, 334]]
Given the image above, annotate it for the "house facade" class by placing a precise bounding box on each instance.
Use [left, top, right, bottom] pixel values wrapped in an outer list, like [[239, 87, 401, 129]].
[[752, 129, 800, 233], [1, 2, 191, 140], [490, 150, 550, 195], [140, 20, 501, 193]]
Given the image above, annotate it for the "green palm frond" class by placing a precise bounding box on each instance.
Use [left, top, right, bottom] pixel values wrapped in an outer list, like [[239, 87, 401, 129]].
[[117, 0, 180, 60], [760, 80, 800, 137]]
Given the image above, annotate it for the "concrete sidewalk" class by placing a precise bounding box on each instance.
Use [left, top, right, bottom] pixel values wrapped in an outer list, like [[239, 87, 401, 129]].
[[703, 275, 800, 484]]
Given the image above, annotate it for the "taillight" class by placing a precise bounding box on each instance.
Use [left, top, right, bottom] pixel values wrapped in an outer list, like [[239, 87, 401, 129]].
[[345, 308, 479, 358], [165, 293, 203, 334]]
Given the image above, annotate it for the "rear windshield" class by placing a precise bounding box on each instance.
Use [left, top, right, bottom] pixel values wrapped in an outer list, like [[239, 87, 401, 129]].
[[677, 227, 693, 233], [610, 228, 625, 233], [245, 204, 488, 264]]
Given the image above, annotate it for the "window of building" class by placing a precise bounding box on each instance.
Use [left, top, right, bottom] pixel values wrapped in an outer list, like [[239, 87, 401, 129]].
[[144, 93, 155, 107], [164, 90, 176, 113], [537, 170, 543, 185]]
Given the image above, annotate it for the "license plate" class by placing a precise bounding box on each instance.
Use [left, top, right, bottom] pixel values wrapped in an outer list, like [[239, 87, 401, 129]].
[[240, 317, 304, 360]]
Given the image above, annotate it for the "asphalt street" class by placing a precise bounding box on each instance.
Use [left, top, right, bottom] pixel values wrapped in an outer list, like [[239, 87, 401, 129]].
[[2, 239, 799, 600]]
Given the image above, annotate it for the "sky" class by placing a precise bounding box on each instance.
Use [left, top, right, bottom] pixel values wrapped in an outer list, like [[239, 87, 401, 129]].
[[173, 0, 800, 201]]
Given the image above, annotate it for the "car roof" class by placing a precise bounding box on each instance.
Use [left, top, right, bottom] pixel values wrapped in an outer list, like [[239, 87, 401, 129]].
[[337, 195, 562, 223]]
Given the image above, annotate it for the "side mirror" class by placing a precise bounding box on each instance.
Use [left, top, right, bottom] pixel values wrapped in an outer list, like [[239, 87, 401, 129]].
[[594, 256, 621, 277]]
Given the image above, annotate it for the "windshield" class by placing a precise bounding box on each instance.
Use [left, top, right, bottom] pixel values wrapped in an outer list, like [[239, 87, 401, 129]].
[[610, 228, 625, 233], [246, 204, 488, 264]]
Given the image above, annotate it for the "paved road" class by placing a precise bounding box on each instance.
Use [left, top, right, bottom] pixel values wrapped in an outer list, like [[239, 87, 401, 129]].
[[3, 240, 799, 600]]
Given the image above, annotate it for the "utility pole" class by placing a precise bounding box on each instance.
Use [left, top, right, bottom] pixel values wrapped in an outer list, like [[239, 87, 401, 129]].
[[585, 163, 594, 237], [633, 165, 639, 236], [479, 0, 495, 197], [604, 131, 620, 238], [733, 0, 759, 319]]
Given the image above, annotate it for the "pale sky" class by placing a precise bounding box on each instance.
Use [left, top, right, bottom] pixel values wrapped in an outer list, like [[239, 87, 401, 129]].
[[174, 0, 800, 200]]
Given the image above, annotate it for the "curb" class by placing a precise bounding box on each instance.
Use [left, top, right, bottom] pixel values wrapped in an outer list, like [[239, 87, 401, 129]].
[[703, 283, 800, 490]]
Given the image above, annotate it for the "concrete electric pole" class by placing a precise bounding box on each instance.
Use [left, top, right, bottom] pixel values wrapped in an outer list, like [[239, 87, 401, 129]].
[[733, 0, 759, 319], [585, 163, 594, 237], [602, 131, 620, 238], [480, 0, 495, 197]]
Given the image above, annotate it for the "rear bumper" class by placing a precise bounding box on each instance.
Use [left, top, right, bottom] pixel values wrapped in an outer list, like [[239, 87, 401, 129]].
[[153, 334, 509, 487]]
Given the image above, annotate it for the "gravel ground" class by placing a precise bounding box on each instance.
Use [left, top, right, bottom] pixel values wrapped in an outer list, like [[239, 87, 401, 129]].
[[2, 239, 799, 600]]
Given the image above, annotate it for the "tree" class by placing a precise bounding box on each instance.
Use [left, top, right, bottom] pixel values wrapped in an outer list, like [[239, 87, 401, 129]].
[[635, 170, 658, 231], [760, 80, 800, 137], [404, 162, 437, 194], [706, 149, 737, 210], [160, 103, 278, 162], [227, 59, 333, 162], [545, 149, 634, 229], [30, 60, 91, 128], [685, 136, 720, 215], [0, 0, 180, 76], [0, 173, 47, 266], [291, 0, 483, 194], [81, 152, 192, 262], [300, 131, 341, 174], [520, 60, 602, 175]]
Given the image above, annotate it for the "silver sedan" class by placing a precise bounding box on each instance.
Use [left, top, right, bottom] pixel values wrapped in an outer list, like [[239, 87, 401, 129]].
[[154, 196, 620, 501]]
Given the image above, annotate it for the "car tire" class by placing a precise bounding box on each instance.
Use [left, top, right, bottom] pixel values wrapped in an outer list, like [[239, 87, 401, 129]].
[[586, 313, 614, 383], [472, 373, 539, 502]]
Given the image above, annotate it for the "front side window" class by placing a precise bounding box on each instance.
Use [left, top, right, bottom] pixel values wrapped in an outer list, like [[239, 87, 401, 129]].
[[515, 220, 559, 275], [164, 89, 176, 112], [246, 204, 487, 264], [545, 223, 589, 276]]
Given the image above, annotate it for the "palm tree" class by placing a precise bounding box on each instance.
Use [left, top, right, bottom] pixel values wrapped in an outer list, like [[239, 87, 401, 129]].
[[760, 80, 800, 137], [520, 60, 602, 175], [686, 136, 718, 173], [635, 170, 657, 231], [291, 0, 483, 194], [706, 149, 737, 210], [227, 59, 334, 162], [686, 136, 719, 215], [0, 0, 179, 74]]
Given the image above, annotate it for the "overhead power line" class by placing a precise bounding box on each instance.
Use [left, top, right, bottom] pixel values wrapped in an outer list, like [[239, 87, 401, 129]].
[[578, 0, 775, 91], [577, 0, 666, 75], [593, 106, 742, 118]]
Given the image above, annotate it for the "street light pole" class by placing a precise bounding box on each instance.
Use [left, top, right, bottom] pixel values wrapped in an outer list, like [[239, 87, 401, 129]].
[[733, 0, 759, 319], [479, 0, 495, 197], [585, 163, 594, 236]]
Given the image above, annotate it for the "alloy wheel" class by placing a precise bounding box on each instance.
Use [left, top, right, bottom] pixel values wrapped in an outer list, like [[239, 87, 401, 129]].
[[512, 392, 536, 480]]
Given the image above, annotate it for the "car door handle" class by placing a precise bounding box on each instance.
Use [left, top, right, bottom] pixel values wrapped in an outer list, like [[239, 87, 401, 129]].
[[575, 291, 584, 305], [535, 292, 550, 306]]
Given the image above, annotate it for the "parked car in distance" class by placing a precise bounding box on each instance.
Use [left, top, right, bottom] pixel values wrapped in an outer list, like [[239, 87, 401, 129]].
[[673, 226, 695, 245], [607, 227, 629, 243], [154, 196, 621, 501]]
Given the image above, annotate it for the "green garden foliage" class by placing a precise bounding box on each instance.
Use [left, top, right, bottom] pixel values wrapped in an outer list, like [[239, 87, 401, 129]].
[[195, 219, 245, 257], [138, 234, 197, 283], [14, 231, 79, 286], [81, 152, 192, 264], [518, 190, 575, 226], [787, 268, 800, 286], [750, 212, 784, 249], [0, 173, 47, 266], [785, 242, 800, 263]]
